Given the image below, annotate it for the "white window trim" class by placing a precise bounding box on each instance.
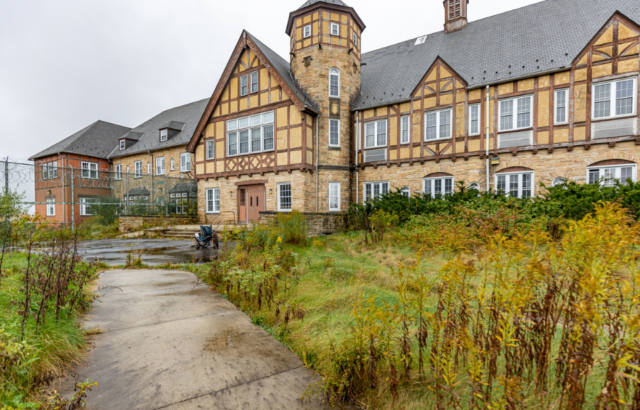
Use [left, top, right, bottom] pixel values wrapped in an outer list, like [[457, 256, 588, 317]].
[[423, 177, 454, 198], [330, 22, 339, 36], [134, 161, 142, 178], [226, 111, 275, 157], [363, 181, 389, 203], [206, 188, 220, 214], [554, 89, 569, 125], [180, 153, 191, 173], [401, 186, 411, 197], [119, 140, 126, 150], [81, 162, 98, 179], [591, 77, 637, 121], [304, 25, 311, 38], [552, 177, 567, 187], [160, 129, 168, 142], [80, 198, 93, 216], [206, 140, 215, 160], [329, 182, 341, 212], [170, 158, 175, 171], [469, 104, 481, 136], [352, 32, 358, 46], [277, 182, 292, 212], [424, 109, 453, 141], [468, 182, 480, 191], [115, 164, 123, 180], [498, 95, 534, 132], [400, 116, 410, 144], [147, 162, 151, 174], [240, 75, 248, 96], [250, 71, 259, 94], [329, 119, 340, 147], [46, 198, 55, 216], [495, 171, 535, 198], [156, 157, 165, 175], [364, 120, 387, 148], [329, 68, 340, 98], [587, 164, 637, 186]]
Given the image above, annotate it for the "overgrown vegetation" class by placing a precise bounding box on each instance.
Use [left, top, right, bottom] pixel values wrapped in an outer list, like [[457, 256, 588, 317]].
[[189, 181, 640, 409]]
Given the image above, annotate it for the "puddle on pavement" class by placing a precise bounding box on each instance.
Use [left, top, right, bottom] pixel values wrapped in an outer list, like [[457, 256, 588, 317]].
[[204, 329, 246, 352]]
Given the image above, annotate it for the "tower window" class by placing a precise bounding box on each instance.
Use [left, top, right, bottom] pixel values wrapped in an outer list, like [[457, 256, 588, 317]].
[[449, 0, 462, 19], [329, 68, 340, 98], [331, 23, 339, 36], [304, 25, 311, 38], [353, 33, 358, 46]]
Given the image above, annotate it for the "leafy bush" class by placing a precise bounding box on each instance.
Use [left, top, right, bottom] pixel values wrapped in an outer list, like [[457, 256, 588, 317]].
[[274, 211, 308, 245], [88, 196, 121, 226]]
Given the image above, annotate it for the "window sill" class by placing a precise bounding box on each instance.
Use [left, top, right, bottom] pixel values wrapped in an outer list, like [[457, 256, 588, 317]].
[[205, 211, 221, 215], [364, 146, 387, 150], [469, 133, 481, 137], [227, 149, 275, 158], [591, 114, 637, 122], [553, 122, 569, 126], [277, 209, 292, 213], [329, 146, 341, 151], [328, 209, 341, 213], [424, 137, 452, 143], [498, 127, 534, 135]]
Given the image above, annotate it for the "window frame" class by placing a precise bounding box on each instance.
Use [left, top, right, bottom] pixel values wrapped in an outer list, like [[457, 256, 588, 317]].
[[400, 116, 410, 144], [329, 68, 340, 98], [363, 181, 389, 203], [469, 104, 481, 136], [330, 22, 339, 36], [277, 182, 292, 212], [155, 157, 165, 176], [240, 75, 248, 96], [423, 177, 454, 198], [160, 129, 168, 142], [424, 108, 452, 141], [134, 161, 142, 178], [250, 71, 259, 94], [554, 89, 569, 125], [304, 25, 311, 38], [401, 186, 411, 198], [205, 188, 220, 214], [80, 198, 93, 216], [170, 158, 175, 171], [81, 162, 98, 179], [495, 171, 535, 198], [226, 111, 275, 157], [364, 120, 387, 148], [115, 164, 123, 180], [329, 182, 341, 212], [353, 32, 358, 46], [498, 95, 534, 132], [329, 119, 340, 147], [119, 140, 126, 150], [46, 198, 55, 216], [591, 77, 637, 120], [587, 164, 637, 186], [180, 153, 191, 173], [552, 177, 567, 187], [206, 140, 215, 160]]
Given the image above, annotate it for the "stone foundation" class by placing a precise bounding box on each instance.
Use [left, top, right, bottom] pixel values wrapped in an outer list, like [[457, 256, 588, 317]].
[[259, 211, 345, 236], [119, 216, 193, 233]]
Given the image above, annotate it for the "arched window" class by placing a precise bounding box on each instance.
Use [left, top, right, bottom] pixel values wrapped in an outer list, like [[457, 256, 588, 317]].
[[329, 68, 340, 98], [468, 182, 480, 191], [587, 160, 636, 186], [401, 186, 410, 198], [552, 177, 566, 187]]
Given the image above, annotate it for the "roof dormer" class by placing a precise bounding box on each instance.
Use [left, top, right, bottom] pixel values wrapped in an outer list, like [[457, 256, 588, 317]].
[[158, 121, 186, 142], [444, 0, 468, 34]]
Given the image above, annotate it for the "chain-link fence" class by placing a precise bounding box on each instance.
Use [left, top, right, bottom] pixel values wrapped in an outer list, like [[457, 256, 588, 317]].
[[1, 160, 198, 228]]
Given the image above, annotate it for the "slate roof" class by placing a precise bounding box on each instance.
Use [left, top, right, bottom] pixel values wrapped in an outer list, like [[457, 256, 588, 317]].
[[160, 120, 186, 130], [353, 0, 640, 111], [247, 32, 320, 112], [109, 99, 208, 159], [299, 0, 348, 10], [30, 120, 131, 160]]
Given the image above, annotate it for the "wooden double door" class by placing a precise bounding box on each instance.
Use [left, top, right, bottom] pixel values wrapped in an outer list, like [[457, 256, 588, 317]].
[[238, 184, 265, 223]]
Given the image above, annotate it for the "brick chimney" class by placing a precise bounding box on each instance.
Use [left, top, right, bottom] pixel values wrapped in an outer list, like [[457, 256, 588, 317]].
[[444, 0, 468, 34]]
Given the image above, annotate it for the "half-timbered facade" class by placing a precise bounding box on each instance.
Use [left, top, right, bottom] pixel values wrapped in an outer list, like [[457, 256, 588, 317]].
[[187, 0, 640, 223]]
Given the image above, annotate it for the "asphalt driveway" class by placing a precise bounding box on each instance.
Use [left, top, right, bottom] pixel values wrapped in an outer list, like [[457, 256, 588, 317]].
[[54, 269, 325, 409]]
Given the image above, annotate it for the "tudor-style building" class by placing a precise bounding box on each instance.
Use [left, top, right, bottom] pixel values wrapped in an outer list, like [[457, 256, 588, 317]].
[[188, 0, 639, 224]]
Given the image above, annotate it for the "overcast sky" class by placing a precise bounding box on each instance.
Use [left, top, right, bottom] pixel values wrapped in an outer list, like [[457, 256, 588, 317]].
[[0, 0, 541, 162]]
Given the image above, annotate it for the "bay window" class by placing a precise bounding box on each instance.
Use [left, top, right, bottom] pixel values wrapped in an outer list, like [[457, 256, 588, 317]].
[[496, 172, 534, 198], [499, 95, 533, 131], [588, 164, 636, 186], [593, 78, 637, 119], [227, 111, 274, 156], [364, 120, 387, 148], [423, 177, 454, 198], [425, 109, 452, 141], [364, 181, 389, 203]]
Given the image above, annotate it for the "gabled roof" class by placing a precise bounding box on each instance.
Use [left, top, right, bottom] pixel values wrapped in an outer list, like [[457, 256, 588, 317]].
[[160, 121, 186, 131], [353, 0, 640, 111], [299, 0, 348, 10], [109, 99, 208, 159], [30, 120, 131, 160], [187, 31, 319, 153]]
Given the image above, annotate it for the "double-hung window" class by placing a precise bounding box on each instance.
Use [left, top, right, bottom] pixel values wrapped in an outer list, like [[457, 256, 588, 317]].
[[250, 72, 258, 94], [364, 120, 387, 148], [304, 25, 311, 38], [134, 161, 142, 178], [329, 68, 340, 98], [46, 198, 55, 216], [206, 140, 215, 160], [278, 183, 292, 212], [147, 162, 151, 174], [400, 116, 410, 144], [115, 164, 122, 180], [227, 111, 274, 156], [170, 158, 175, 171], [499, 95, 533, 131], [160, 129, 168, 142], [180, 153, 191, 173], [588, 164, 636, 186], [156, 157, 165, 175], [469, 104, 480, 135], [120, 140, 126, 150], [425, 109, 452, 141], [206, 188, 220, 213], [80, 198, 93, 216], [496, 172, 534, 198], [81, 162, 98, 179], [329, 182, 340, 212], [329, 119, 340, 147], [555, 89, 569, 124], [593, 78, 637, 119], [363, 181, 389, 203], [240, 75, 248, 96], [331, 23, 339, 36], [42, 164, 48, 180], [423, 177, 454, 198]]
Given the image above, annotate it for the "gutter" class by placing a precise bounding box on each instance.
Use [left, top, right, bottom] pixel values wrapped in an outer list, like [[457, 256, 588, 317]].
[[355, 112, 359, 205], [315, 116, 319, 213]]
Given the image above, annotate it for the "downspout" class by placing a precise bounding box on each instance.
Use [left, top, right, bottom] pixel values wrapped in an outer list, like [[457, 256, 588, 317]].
[[315, 116, 319, 213], [58, 152, 65, 226], [485, 85, 490, 192], [355, 111, 359, 204]]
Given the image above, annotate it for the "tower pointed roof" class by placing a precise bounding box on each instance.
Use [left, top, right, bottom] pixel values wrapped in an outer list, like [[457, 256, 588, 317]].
[[298, 0, 348, 10]]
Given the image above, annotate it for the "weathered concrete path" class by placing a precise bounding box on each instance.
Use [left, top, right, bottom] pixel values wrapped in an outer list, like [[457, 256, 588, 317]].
[[55, 269, 325, 409]]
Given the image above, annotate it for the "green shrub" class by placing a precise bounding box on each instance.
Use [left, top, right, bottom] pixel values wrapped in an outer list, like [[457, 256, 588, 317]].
[[273, 211, 308, 245], [89, 196, 121, 226]]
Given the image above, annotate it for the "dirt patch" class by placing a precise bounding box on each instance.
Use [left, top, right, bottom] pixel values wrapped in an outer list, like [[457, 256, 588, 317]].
[[204, 329, 247, 352]]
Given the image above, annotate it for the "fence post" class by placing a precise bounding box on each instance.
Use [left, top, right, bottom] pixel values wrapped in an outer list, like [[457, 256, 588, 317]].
[[4, 157, 8, 193], [165, 174, 169, 216], [126, 171, 130, 215], [151, 173, 154, 215], [70, 165, 75, 231]]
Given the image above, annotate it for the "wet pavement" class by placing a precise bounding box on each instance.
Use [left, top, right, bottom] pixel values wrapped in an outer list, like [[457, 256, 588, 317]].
[[78, 239, 231, 266], [54, 269, 325, 409]]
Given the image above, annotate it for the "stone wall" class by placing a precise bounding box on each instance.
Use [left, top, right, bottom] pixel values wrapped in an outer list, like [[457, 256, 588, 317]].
[[119, 215, 193, 233], [259, 211, 345, 236]]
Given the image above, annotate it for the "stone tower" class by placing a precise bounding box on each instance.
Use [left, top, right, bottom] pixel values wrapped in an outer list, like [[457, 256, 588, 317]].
[[286, 0, 366, 211]]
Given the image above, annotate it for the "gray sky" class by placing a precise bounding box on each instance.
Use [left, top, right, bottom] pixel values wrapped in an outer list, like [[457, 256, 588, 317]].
[[0, 0, 541, 162]]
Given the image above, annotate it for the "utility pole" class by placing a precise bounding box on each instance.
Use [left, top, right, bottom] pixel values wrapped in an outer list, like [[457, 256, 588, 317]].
[[4, 157, 8, 193]]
